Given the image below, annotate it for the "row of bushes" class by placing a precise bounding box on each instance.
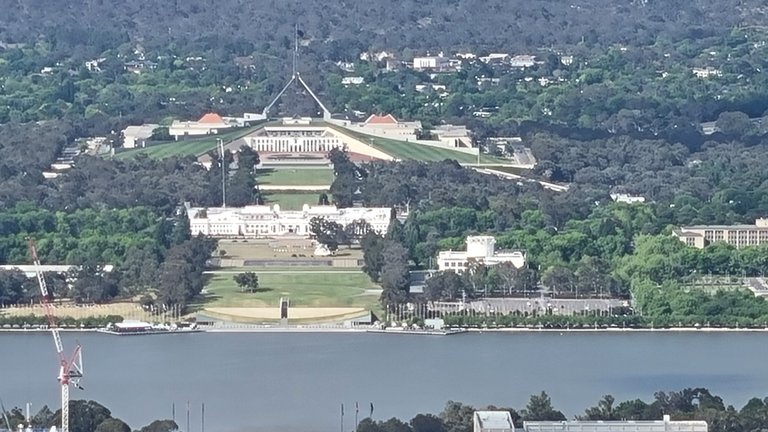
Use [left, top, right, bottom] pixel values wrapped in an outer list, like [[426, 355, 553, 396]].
[[0, 314, 124, 328], [441, 313, 768, 328]]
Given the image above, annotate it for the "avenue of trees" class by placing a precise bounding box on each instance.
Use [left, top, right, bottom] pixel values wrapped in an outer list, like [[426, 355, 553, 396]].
[[356, 388, 768, 432]]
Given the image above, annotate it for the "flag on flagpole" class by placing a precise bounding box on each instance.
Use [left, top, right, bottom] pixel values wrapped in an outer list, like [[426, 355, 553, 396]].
[[341, 403, 344, 416], [370, 402, 374, 417], [355, 402, 359, 414]]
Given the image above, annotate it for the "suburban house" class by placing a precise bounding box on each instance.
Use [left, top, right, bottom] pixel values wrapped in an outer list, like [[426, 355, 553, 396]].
[[85, 58, 106, 72], [692, 67, 722, 78], [510, 55, 538, 68], [341, 77, 365, 86], [610, 193, 646, 204], [412, 55, 450, 71], [479, 53, 510, 64]]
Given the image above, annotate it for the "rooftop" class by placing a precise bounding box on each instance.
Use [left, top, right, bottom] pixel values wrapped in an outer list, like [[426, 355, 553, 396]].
[[680, 224, 768, 231], [523, 419, 708, 432], [198, 112, 227, 124], [475, 411, 513, 430], [123, 124, 158, 137], [365, 114, 398, 125], [188, 204, 392, 220]]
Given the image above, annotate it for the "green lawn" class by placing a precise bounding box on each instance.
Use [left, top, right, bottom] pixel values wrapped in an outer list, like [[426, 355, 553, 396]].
[[114, 125, 262, 160], [256, 167, 334, 186], [329, 124, 504, 164], [208, 266, 362, 273], [263, 192, 325, 210], [198, 268, 380, 309]]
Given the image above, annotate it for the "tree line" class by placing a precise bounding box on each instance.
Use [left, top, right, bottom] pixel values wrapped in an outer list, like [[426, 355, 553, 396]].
[[357, 388, 768, 432], [328, 150, 768, 324], [2, 400, 177, 432], [0, 205, 213, 309]]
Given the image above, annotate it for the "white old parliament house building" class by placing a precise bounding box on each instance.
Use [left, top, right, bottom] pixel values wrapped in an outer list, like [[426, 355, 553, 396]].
[[186, 203, 392, 238]]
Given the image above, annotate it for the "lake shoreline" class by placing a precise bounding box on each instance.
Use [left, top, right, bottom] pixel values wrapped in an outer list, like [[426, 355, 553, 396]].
[[3, 326, 768, 334]]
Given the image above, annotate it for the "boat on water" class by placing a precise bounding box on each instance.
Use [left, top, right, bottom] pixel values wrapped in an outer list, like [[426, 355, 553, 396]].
[[97, 320, 204, 336]]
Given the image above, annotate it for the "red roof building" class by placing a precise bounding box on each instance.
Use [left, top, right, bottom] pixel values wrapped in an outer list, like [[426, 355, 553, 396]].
[[364, 114, 399, 125], [198, 112, 226, 124]]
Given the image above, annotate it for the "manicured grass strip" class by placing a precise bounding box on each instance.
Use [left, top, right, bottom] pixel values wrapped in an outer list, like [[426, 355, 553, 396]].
[[256, 167, 334, 186], [328, 124, 504, 163], [115, 125, 263, 160], [199, 269, 380, 309]]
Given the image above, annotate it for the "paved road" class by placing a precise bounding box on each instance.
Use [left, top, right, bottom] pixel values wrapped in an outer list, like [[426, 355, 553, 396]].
[[474, 168, 570, 192]]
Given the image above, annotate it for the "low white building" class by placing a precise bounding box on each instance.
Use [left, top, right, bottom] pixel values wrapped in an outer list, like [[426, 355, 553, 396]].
[[433, 125, 473, 148], [0, 265, 114, 278], [438, 236, 526, 273], [122, 124, 159, 148], [351, 114, 423, 141], [413, 56, 449, 71], [524, 416, 707, 432], [186, 204, 392, 238], [341, 76, 365, 86], [692, 67, 722, 78], [510, 55, 538, 68], [85, 58, 106, 72], [169, 113, 233, 140], [474, 411, 514, 432], [610, 193, 646, 204], [479, 53, 510, 64], [223, 112, 267, 127]]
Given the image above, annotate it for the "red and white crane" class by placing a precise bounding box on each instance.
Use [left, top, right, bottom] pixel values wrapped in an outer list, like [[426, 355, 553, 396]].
[[27, 239, 83, 432]]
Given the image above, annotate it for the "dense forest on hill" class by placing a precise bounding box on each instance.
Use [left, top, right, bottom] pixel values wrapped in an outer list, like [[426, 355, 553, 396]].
[[1, 0, 765, 55]]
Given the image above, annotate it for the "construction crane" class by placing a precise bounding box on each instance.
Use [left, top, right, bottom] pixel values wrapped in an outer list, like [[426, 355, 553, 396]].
[[27, 239, 83, 432]]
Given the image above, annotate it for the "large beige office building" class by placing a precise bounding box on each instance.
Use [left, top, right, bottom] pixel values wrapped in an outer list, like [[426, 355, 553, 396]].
[[674, 218, 768, 249]]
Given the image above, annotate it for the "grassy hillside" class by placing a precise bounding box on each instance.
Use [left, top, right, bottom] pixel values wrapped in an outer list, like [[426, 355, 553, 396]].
[[332, 125, 504, 164], [256, 167, 334, 186], [114, 126, 260, 160]]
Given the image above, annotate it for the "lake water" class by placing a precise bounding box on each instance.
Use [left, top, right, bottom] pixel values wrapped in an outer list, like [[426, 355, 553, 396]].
[[1, 331, 767, 432]]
